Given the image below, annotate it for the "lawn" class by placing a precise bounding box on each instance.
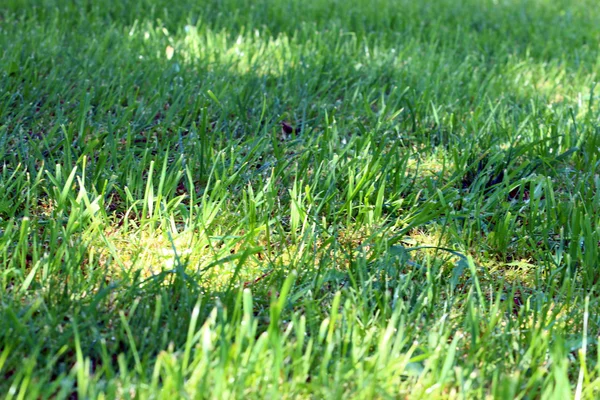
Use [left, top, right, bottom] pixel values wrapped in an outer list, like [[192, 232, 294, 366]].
[[1, 0, 600, 398]]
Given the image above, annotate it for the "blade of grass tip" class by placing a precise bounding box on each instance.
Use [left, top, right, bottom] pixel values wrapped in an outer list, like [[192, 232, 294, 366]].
[[198, 107, 209, 179], [243, 288, 253, 321], [440, 332, 462, 384], [574, 295, 589, 400], [16, 216, 30, 269], [182, 297, 202, 373], [98, 339, 114, 381], [60, 166, 78, 206], [327, 291, 342, 345], [72, 321, 89, 399], [156, 150, 170, 212], [150, 354, 163, 393], [242, 288, 256, 340], [15, 358, 35, 400], [118, 311, 144, 376], [5, 370, 21, 400], [151, 294, 163, 338], [374, 179, 386, 221], [61, 124, 73, 167], [19, 259, 40, 293], [0, 345, 10, 376], [207, 90, 223, 108], [467, 255, 484, 305], [587, 81, 597, 118], [142, 160, 155, 223], [269, 270, 298, 335], [177, 129, 186, 170], [164, 207, 187, 273]]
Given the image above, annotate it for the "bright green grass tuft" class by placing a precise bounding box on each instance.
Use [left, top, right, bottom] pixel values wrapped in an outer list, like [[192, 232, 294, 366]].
[[1, 0, 600, 398]]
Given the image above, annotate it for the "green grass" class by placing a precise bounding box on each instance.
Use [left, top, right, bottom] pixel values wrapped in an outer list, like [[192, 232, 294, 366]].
[[1, 0, 600, 397]]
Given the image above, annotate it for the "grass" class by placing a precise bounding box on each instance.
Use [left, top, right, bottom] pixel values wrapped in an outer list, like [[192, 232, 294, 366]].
[[1, 0, 599, 397]]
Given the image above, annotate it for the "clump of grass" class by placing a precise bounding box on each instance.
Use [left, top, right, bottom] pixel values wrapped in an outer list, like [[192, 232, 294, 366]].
[[1, 0, 600, 398]]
